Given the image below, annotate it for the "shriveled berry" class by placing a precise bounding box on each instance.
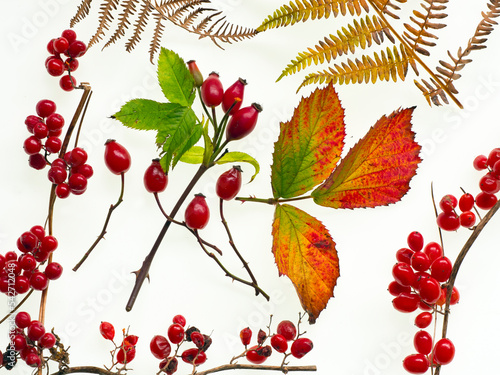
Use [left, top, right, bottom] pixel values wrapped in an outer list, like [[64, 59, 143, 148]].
[[190, 331, 205, 349], [290, 337, 313, 358], [160, 357, 178, 374], [181, 348, 206, 365]]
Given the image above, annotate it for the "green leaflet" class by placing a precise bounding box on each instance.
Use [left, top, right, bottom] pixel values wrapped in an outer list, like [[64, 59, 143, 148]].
[[157, 48, 195, 107]]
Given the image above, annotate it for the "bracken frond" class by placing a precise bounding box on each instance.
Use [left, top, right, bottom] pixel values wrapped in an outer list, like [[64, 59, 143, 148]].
[[70, 0, 94, 27], [402, 0, 448, 56], [257, 0, 370, 32], [370, 0, 407, 19], [102, 0, 137, 49], [149, 12, 165, 63], [125, 1, 153, 52], [88, 0, 120, 48], [277, 15, 394, 81], [298, 43, 412, 90]]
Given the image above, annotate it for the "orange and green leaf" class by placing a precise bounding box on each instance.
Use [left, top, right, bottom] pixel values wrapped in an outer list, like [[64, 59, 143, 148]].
[[272, 204, 340, 323], [311, 107, 421, 208], [271, 84, 345, 199]]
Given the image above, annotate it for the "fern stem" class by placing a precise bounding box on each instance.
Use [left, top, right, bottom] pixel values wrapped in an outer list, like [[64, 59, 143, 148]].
[[366, 0, 463, 109]]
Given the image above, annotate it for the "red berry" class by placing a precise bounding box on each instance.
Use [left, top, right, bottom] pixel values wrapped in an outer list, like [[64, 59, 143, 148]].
[[430, 257, 452, 282], [67, 40, 87, 58], [46, 57, 65, 76], [181, 348, 206, 365], [65, 57, 79, 72], [187, 60, 203, 88], [27, 320, 46, 341], [475, 191, 498, 210], [201, 72, 223, 107], [473, 154, 488, 170], [487, 148, 500, 168], [167, 323, 185, 344], [222, 78, 246, 114], [46, 113, 65, 131], [411, 252, 431, 272], [30, 225, 45, 240], [479, 173, 500, 193], [392, 262, 416, 287], [44, 262, 63, 280], [245, 345, 267, 364], [33, 122, 49, 139], [450, 286, 460, 305], [459, 193, 475, 212], [19, 254, 37, 271], [53, 37, 69, 54], [5, 251, 17, 261], [422, 242, 442, 263], [29, 153, 47, 170], [439, 194, 457, 213], [47, 38, 56, 54], [392, 292, 420, 313], [270, 334, 288, 353], [60, 75, 77, 91], [25, 115, 43, 133], [13, 334, 28, 351], [30, 272, 48, 290], [56, 183, 71, 199], [68, 147, 88, 167], [216, 166, 242, 200], [432, 338, 455, 365], [225, 103, 262, 141], [290, 337, 313, 358], [14, 275, 30, 294], [48, 166, 67, 185], [403, 353, 429, 374], [418, 276, 441, 304], [150, 335, 171, 359], [45, 136, 62, 154], [436, 211, 460, 231], [276, 320, 297, 341], [407, 231, 424, 251], [24, 136, 43, 155], [117, 345, 136, 364], [388, 281, 411, 296], [144, 159, 168, 193], [15, 311, 31, 328], [414, 330, 433, 355], [25, 352, 42, 368], [68, 173, 88, 195], [240, 327, 252, 346], [19, 231, 38, 252], [100, 322, 115, 340], [459, 211, 476, 228], [124, 335, 139, 346], [190, 331, 205, 349], [61, 29, 77, 44], [41, 235, 58, 252], [395, 248, 414, 265], [36, 99, 56, 118], [172, 314, 186, 327], [184, 194, 210, 230], [39, 332, 56, 349], [104, 140, 131, 175], [415, 312, 432, 328]]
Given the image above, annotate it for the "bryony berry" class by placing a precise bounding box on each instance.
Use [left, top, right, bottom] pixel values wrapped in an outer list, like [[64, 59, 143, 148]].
[[276, 320, 297, 341], [414, 312, 433, 329], [290, 337, 313, 358], [240, 327, 252, 346], [99, 321, 115, 340], [150, 335, 171, 359], [432, 338, 455, 365], [414, 330, 433, 355], [403, 353, 429, 374]]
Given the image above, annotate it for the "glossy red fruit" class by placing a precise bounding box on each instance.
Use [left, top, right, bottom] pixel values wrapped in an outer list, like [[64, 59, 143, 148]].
[[407, 231, 424, 251], [459, 193, 475, 211], [124, 335, 139, 346], [47, 166, 67, 185], [240, 327, 252, 346], [104, 140, 131, 175], [13, 334, 27, 351], [184, 194, 210, 230], [388, 281, 411, 296], [392, 292, 420, 313], [216, 166, 242, 200], [403, 353, 429, 374], [67, 40, 87, 58], [473, 154, 488, 170], [15, 311, 31, 329], [245, 346, 267, 364], [39, 332, 56, 349], [100, 321, 115, 340], [436, 211, 460, 231], [222, 78, 247, 114], [439, 194, 457, 213], [30, 272, 48, 290], [487, 147, 500, 168], [172, 314, 186, 327], [432, 338, 455, 365], [117, 345, 136, 364], [226, 103, 262, 141], [167, 323, 185, 344], [60, 75, 77, 91], [150, 335, 171, 359], [36, 99, 56, 118], [46, 113, 65, 131], [53, 37, 69, 53], [291, 337, 313, 358], [270, 334, 288, 353], [144, 159, 168, 193], [46, 57, 65, 76], [24, 136, 43, 155], [423, 242, 442, 263], [56, 183, 71, 199], [25, 352, 42, 368], [415, 312, 433, 329], [19, 254, 37, 271], [45, 136, 62, 154], [68, 147, 88, 167], [187, 60, 203, 88], [414, 330, 433, 355], [459, 211, 476, 228], [190, 331, 205, 349], [396, 248, 414, 265], [411, 252, 431, 272], [27, 320, 46, 341], [14, 276, 30, 294], [201, 72, 223, 107], [44, 262, 63, 280], [418, 276, 441, 304], [181, 348, 206, 365], [276, 320, 297, 341], [392, 262, 416, 287], [430, 257, 452, 282], [475, 191, 498, 210], [61, 29, 77, 44]]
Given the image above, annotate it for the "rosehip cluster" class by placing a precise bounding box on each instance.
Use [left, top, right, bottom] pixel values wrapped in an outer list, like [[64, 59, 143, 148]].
[[0, 225, 63, 295], [45, 29, 87, 91], [149, 314, 211, 374], [389, 231, 456, 373], [239, 319, 313, 364], [99, 321, 139, 365], [10, 311, 57, 368], [436, 147, 500, 231]]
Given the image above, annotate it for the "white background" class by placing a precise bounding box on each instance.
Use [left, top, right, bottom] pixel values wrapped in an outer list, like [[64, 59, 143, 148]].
[[1, 1, 500, 375]]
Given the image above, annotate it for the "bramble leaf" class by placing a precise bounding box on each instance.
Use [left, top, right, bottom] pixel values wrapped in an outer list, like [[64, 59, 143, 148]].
[[311, 107, 421, 208], [271, 84, 345, 199], [157, 47, 195, 107], [272, 203, 339, 324]]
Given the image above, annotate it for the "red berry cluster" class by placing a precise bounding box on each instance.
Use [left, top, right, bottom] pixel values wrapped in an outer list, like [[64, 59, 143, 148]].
[[149, 314, 211, 374], [0, 225, 63, 295], [239, 319, 313, 364], [10, 311, 57, 368], [389, 231, 457, 373], [99, 321, 139, 365], [45, 29, 87, 91], [436, 147, 500, 231]]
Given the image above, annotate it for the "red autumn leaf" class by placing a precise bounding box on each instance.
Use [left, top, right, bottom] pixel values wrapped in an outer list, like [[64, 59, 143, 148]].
[[311, 107, 421, 208], [271, 83, 345, 199], [272, 204, 339, 323]]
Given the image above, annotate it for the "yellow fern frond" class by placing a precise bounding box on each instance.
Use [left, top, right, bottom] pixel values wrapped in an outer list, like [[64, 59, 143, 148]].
[[257, 0, 369, 32], [277, 15, 394, 81]]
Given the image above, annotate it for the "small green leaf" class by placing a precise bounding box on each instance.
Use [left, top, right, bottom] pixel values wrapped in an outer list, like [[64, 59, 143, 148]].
[[216, 152, 260, 182], [179, 146, 205, 164], [157, 47, 195, 107], [202, 120, 213, 167]]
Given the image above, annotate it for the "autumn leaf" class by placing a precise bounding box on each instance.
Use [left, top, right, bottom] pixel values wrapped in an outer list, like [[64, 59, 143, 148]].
[[271, 84, 345, 199], [312, 107, 421, 208], [272, 204, 339, 323]]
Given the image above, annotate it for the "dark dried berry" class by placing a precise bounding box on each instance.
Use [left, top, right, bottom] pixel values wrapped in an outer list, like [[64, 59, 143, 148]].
[[185, 327, 200, 342], [201, 334, 212, 352], [256, 345, 272, 357], [257, 329, 267, 345]]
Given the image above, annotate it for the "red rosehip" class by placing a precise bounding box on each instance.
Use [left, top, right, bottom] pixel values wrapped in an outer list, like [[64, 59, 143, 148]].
[[144, 159, 168, 193], [104, 139, 131, 175], [216, 166, 242, 200], [225, 103, 262, 141], [184, 194, 210, 230], [201, 72, 223, 107]]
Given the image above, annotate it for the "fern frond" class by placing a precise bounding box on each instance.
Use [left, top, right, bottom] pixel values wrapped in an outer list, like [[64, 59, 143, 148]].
[[88, 0, 120, 48], [298, 43, 412, 90], [102, 0, 137, 49], [149, 12, 165, 63], [370, 0, 407, 19], [257, 0, 370, 32], [70, 0, 94, 27], [203, 16, 258, 47], [403, 0, 448, 56], [125, 1, 153, 52], [277, 15, 394, 81]]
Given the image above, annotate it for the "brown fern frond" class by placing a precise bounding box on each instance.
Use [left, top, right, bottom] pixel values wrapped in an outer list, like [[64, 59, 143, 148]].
[[402, 0, 448, 56], [149, 12, 165, 63], [415, 0, 500, 106], [70, 0, 94, 27], [125, 1, 153, 52], [257, 0, 370, 32], [298, 43, 412, 90], [370, 0, 407, 19], [277, 15, 394, 81], [203, 16, 258, 47], [102, 0, 137, 49], [88, 0, 120, 48]]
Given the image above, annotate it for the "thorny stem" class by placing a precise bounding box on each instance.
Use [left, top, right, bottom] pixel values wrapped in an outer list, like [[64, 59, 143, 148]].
[[434, 198, 500, 375], [73, 172, 126, 271]]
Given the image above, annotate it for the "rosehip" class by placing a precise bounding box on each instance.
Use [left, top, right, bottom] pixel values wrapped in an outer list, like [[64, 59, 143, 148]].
[[184, 194, 210, 230], [187, 60, 203, 88], [225, 103, 262, 141], [201, 72, 223, 107], [144, 159, 168, 193], [104, 139, 131, 175], [216, 166, 242, 200], [222, 78, 246, 114]]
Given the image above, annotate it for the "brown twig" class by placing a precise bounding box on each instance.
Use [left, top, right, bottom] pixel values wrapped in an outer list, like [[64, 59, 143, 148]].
[[195, 363, 317, 375]]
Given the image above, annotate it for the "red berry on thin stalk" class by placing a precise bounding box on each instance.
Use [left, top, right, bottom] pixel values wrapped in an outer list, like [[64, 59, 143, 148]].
[[226, 103, 262, 141], [181, 348, 206, 365], [403, 353, 429, 374], [67, 40, 87, 58], [240, 327, 252, 346], [222, 78, 247, 114], [24, 137, 43, 155], [68, 173, 88, 195], [46, 113, 65, 131], [36, 99, 56, 118], [39, 332, 56, 349], [117, 345, 136, 364], [487, 148, 500, 168], [415, 312, 433, 329], [245, 346, 267, 364], [184, 194, 210, 230], [104, 140, 131, 175], [201, 72, 223, 107], [392, 262, 416, 287], [99, 321, 115, 340], [60, 75, 77, 91], [459, 211, 476, 228], [27, 320, 46, 341], [432, 338, 455, 365], [46, 57, 65, 76], [167, 323, 185, 344], [436, 211, 460, 231], [290, 337, 313, 358], [53, 37, 69, 54], [423, 242, 442, 263], [270, 334, 288, 353], [56, 183, 70, 199], [45, 262, 63, 280], [276, 320, 297, 341], [414, 330, 433, 355], [150, 335, 171, 359], [479, 173, 500, 193], [388, 281, 411, 296], [172, 314, 186, 327], [45, 136, 62, 154], [392, 292, 420, 313], [459, 193, 475, 212], [407, 231, 424, 251], [216, 166, 242, 200], [410, 252, 431, 272], [29, 153, 47, 170], [473, 154, 488, 170], [430, 257, 452, 282], [395, 248, 414, 265], [61, 29, 77, 44], [144, 159, 168, 193], [439, 194, 457, 213], [475, 191, 498, 210]]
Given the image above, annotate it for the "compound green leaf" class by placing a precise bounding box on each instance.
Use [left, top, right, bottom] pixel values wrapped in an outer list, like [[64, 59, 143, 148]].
[[179, 146, 204, 164], [271, 84, 345, 199], [157, 47, 195, 107]]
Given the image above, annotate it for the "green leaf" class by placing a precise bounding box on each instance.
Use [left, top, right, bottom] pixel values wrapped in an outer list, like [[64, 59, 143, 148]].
[[216, 152, 260, 182], [157, 47, 195, 107], [202, 120, 213, 167], [179, 146, 204, 164]]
